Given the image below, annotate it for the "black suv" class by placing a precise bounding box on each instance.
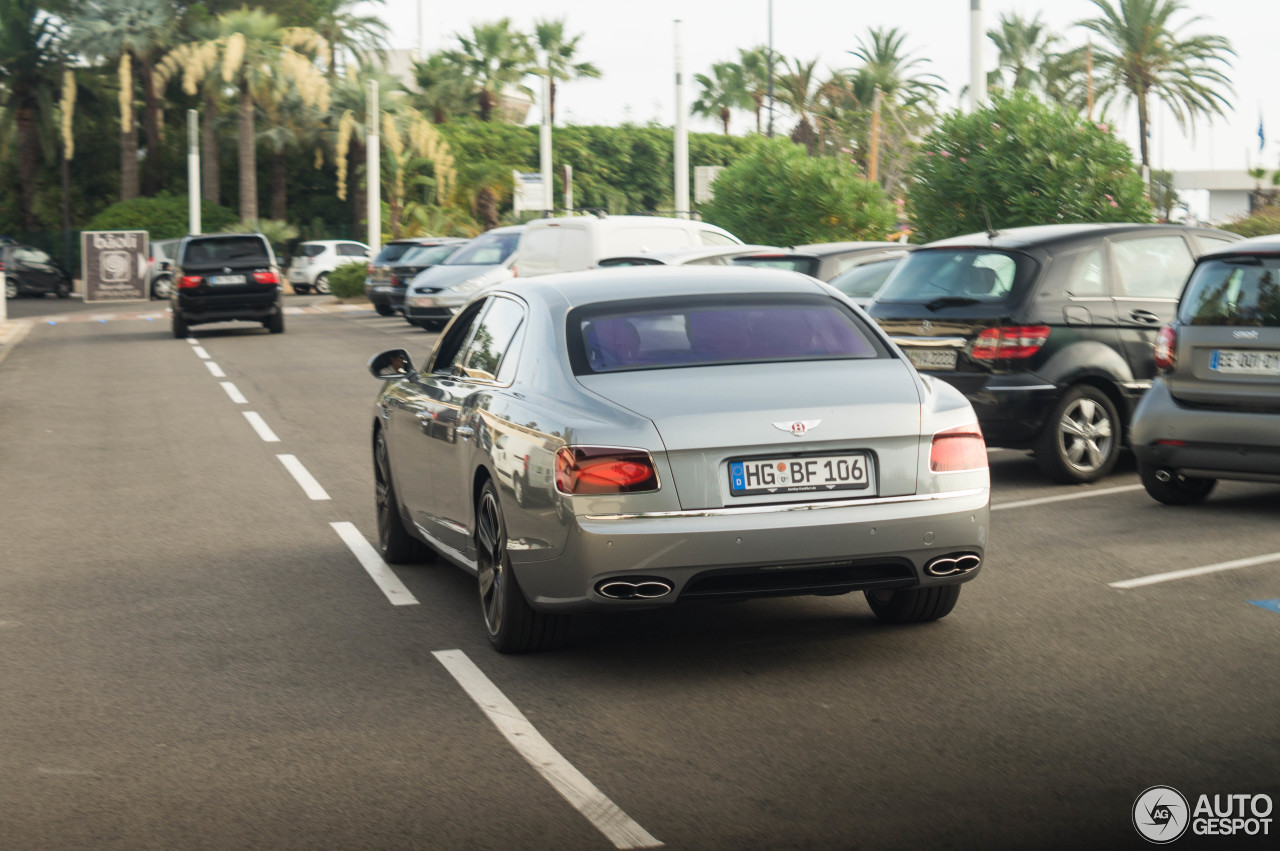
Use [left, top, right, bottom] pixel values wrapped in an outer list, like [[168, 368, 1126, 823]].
[[364, 237, 464, 316], [867, 224, 1240, 483], [171, 233, 284, 338]]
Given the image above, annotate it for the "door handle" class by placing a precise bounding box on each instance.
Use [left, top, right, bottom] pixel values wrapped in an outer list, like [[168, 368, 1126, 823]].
[[1129, 309, 1161, 324], [455, 426, 474, 440]]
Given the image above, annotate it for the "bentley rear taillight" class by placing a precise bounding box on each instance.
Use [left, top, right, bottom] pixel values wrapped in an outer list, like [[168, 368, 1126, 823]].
[[930, 424, 988, 473], [555, 447, 659, 494]]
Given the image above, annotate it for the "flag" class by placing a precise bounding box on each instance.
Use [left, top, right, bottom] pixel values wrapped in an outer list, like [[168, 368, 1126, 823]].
[[1260, 115, 1266, 152]]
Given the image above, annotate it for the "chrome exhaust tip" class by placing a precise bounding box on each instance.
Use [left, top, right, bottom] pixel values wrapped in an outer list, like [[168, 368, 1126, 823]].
[[596, 578, 674, 600], [924, 552, 982, 577], [1154, 468, 1173, 483]]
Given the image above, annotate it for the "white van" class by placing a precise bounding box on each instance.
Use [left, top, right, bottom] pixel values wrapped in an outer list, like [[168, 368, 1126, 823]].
[[514, 214, 742, 277]]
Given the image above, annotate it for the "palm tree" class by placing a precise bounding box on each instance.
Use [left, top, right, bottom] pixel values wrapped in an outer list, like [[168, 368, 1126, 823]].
[[443, 19, 534, 122], [157, 31, 225, 205], [412, 52, 474, 123], [775, 56, 823, 147], [310, 0, 388, 83], [692, 61, 751, 135], [737, 46, 779, 133], [67, 0, 175, 199], [0, 0, 63, 230], [1077, 0, 1233, 171], [533, 18, 599, 125], [987, 12, 1062, 93], [847, 27, 946, 110]]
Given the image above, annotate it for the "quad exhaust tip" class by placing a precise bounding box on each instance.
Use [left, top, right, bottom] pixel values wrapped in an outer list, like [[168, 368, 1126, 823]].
[[596, 578, 674, 600], [924, 552, 982, 577]]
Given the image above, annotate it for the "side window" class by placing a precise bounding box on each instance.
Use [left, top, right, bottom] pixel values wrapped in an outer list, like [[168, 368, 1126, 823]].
[[338, 243, 366, 257], [699, 229, 737, 246], [461, 296, 525, 381], [12, 246, 38, 263], [431, 300, 488, 375], [1065, 247, 1107, 297], [1111, 236, 1194, 299]]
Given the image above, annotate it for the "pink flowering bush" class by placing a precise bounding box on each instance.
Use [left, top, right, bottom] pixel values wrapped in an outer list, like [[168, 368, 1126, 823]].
[[906, 91, 1150, 241]]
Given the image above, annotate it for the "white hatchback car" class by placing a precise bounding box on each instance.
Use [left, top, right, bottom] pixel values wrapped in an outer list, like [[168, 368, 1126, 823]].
[[287, 240, 370, 294]]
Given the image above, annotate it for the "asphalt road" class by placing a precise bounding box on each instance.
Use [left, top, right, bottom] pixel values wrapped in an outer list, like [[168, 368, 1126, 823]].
[[1, 294, 1277, 850]]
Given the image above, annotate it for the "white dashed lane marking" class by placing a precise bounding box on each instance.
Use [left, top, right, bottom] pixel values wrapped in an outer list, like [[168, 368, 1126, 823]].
[[277, 454, 331, 500], [204, 361, 226, 378], [330, 522, 418, 606], [220, 382, 248, 404], [242, 411, 280, 443], [991, 484, 1143, 511]]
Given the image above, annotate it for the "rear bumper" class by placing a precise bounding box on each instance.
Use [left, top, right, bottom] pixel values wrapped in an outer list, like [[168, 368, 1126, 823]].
[[365, 284, 405, 309], [1131, 380, 1280, 480], [511, 488, 990, 613], [936, 372, 1059, 448], [175, 289, 280, 325]]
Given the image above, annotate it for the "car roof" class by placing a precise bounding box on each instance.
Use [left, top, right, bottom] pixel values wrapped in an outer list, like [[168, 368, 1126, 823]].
[[922, 223, 1237, 251], [493, 265, 826, 309], [788, 241, 908, 255], [1196, 233, 1280, 257], [599, 244, 781, 264]]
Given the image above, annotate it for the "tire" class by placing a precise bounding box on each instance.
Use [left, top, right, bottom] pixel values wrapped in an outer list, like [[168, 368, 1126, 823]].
[[375, 304, 395, 317], [293, 284, 310, 295], [476, 480, 568, 653], [1139, 461, 1216, 505], [56, 280, 71, 298], [4, 279, 17, 299], [865, 584, 961, 624], [513, 472, 528, 508], [264, 309, 285, 334], [171, 311, 189, 339], [1034, 384, 1121, 484], [313, 273, 331, 295], [151, 276, 173, 299], [374, 430, 431, 563], [423, 319, 446, 332]]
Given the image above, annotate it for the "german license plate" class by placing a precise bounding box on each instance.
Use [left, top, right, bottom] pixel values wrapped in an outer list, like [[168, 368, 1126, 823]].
[[729, 453, 873, 497], [906, 348, 957, 370], [209, 274, 245, 285], [1210, 349, 1280, 375]]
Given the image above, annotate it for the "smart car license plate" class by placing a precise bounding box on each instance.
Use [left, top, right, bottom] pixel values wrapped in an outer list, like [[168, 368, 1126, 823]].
[[1210, 349, 1280, 375], [210, 274, 246, 285], [729, 453, 873, 497], [905, 348, 957, 370]]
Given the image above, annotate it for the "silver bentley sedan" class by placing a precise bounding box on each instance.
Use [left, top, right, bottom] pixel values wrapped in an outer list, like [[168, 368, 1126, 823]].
[[368, 267, 990, 653]]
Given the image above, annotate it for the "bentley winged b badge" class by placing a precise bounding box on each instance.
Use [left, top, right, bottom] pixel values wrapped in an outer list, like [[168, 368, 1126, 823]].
[[773, 419, 821, 437]]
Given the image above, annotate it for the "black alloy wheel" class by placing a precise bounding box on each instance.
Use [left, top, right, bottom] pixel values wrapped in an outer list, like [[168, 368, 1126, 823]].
[[374, 430, 430, 563], [865, 584, 961, 623], [476, 479, 566, 653], [1035, 385, 1121, 484]]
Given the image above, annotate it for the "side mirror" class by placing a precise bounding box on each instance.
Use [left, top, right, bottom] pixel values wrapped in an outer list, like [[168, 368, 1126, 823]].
[[369, 348, 415, 380]]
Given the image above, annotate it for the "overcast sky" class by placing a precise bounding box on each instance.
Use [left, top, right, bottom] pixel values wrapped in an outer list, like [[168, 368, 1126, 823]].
[[376, 0, 1271, 175]]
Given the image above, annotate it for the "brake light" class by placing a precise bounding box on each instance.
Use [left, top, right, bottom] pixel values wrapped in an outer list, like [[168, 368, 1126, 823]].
[[179, 275, 203, 289], [555, 447, 659, 494], [971, 325, 1050, 360], [930, 423, 988, 473], [390, 274, 401, 287], [1154, 325, 1177, 371], [253, 271, 279, 285]]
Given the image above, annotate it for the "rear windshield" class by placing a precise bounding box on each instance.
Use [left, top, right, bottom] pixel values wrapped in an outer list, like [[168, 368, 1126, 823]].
[[445, 232, 520, 266], [374, 242, 418, 265], [299, 244, 326, 257], [598, 257, 663, 267], [182, 236, 269, 265], [1179, 257, 1280, 326], [399, 243, 461, 266], [874, 248, 1038, 305], [568, 295, 885, 374], [828, 258, 904, 299], [733, 255, 820, 277]]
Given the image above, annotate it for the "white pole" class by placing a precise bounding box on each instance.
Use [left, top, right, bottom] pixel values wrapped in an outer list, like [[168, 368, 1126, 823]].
[[970, 0, 985, 111], [540, 74, 553, 214], [367, 79, 380, 254], [564, 164, 574, 211], [187, 109, 201, 235], [673, 19, 689, 219]]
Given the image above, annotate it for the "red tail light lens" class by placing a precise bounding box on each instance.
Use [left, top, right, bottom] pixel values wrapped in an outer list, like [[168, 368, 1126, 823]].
[[1154, 325, 1177, 371], [253, 271, 279, 285], [390, 274, 401, 287], [971, 325, 1050, 360], [555, 447, 659, 494], [178, 275, 203, 289], [930, 423, 988, 473]]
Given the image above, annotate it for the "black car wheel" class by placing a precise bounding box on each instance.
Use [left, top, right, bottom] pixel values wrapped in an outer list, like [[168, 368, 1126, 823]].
[[375, 304, 395, 316], [1139, 462, 1216, 505], [264, 309, 285, 334], [865, 584, 961, 623], [313, 273, 331, 295], [56, 280, 71, 298], [152, 276, 173, 299], [1035, 385, 1121, 484], [171, 311, 189, 339], [476, 479, 566, 653], [4, 279, 17, 299], [513, 472, 528, 507], [374, 430, 431, 563]]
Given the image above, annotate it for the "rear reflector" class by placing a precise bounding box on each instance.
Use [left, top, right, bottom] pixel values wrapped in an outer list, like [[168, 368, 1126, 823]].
[[1153, 325, 1176, 371], [972, 325, 1050, 360], [253, 271, 280, 285], [555, 447, 659, 494], [178, 275, 203, 289], [930, 424, 988, 473], [1155, 439, 1185, 447]]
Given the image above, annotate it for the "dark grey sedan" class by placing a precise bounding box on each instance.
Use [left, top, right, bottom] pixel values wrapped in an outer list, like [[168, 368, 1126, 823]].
[[369, 267, 990, 652]]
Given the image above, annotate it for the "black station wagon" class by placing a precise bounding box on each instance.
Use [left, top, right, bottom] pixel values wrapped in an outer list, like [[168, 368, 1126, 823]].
[[867, 224, 1241, 483]]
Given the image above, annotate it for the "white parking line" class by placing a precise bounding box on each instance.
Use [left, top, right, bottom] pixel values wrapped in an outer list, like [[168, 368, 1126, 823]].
[[186, 337, 198, 344], [991, 484, 1143, 511], [204, 361, 226, 378], [433, 649, 663, 849], [242, 411, 280, 442], [192, 346, 211, 359], [220, 382, 248, 404], [277, 454, 330, 500], [1110, 551, 1280, 589], [330, 522, 419, 605]]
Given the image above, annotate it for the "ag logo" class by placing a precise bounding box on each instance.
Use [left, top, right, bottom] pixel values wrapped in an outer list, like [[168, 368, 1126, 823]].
[[1133, 786, 1189, 843]]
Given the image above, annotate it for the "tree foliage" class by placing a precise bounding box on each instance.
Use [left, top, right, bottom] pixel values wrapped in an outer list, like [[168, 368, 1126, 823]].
[[86, 192, 237, 237], [325, 260, 366, 298], [699, 138, 896, 245]]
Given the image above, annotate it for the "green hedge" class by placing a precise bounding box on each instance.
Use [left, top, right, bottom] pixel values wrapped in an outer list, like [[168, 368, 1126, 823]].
[[327, 261, 367, 299], [86, 192, 238, 239]]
